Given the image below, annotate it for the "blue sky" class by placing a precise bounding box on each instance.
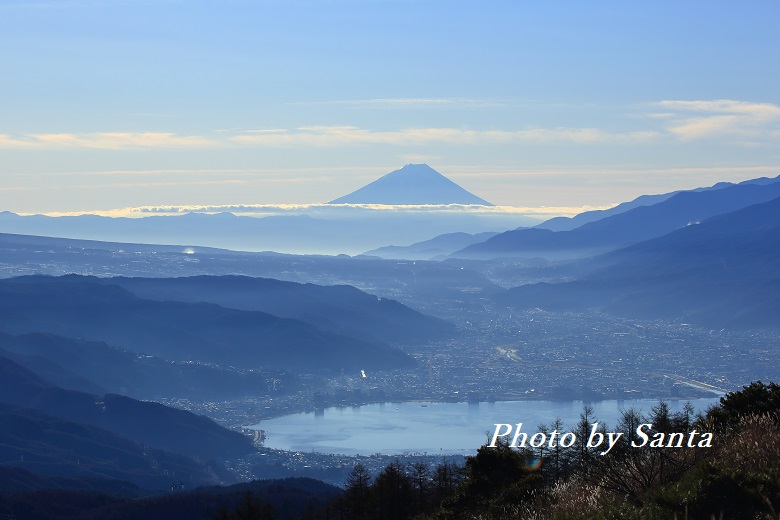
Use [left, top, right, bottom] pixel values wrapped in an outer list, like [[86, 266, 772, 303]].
[[2, 0, 779, 214]]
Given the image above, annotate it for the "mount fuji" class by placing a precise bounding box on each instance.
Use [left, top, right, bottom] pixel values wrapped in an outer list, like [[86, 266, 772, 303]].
[[328, 164, 493, 205]]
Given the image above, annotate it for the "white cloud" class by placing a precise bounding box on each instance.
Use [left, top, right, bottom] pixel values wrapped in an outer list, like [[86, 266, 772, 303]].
[[0, 134, 39, 148], [5, 100, 777, 152], [231, 125, 657, 147], [656, 100, 780, 117], [31, 203, 611, 219], [287, 97, 500, 109], [1, 125, 653, 151], [653, 99, 780, 141], [0, 132, 217, 150]]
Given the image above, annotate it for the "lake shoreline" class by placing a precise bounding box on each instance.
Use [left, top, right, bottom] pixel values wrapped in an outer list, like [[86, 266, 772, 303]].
[[245, 397, 720, 456]]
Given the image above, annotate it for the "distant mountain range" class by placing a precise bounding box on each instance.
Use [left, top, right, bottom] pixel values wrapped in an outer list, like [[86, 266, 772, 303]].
[[496, 194, 780, 329], [0, 166, 530, 255], [453, 175, 780, 260], [362, 231, 499, 260], [355, 173, 780, 261], [535, 174, 780, 232], [0, 232, 504, 316], [328, 163, 493, 205], [0, 206, 527, 256]]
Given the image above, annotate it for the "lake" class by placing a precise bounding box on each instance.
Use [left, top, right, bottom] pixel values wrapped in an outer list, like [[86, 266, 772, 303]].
[[248, 398, 719, 455]]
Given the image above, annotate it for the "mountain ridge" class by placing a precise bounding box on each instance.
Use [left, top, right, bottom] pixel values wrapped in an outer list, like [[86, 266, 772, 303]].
[[0, 275, 416, 371], [454, 177, 780, 260], [107, 275, 454, 346], [535, 174, 780, 232], [496, 195, 780, 329], [362, 231, 500, 260]]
